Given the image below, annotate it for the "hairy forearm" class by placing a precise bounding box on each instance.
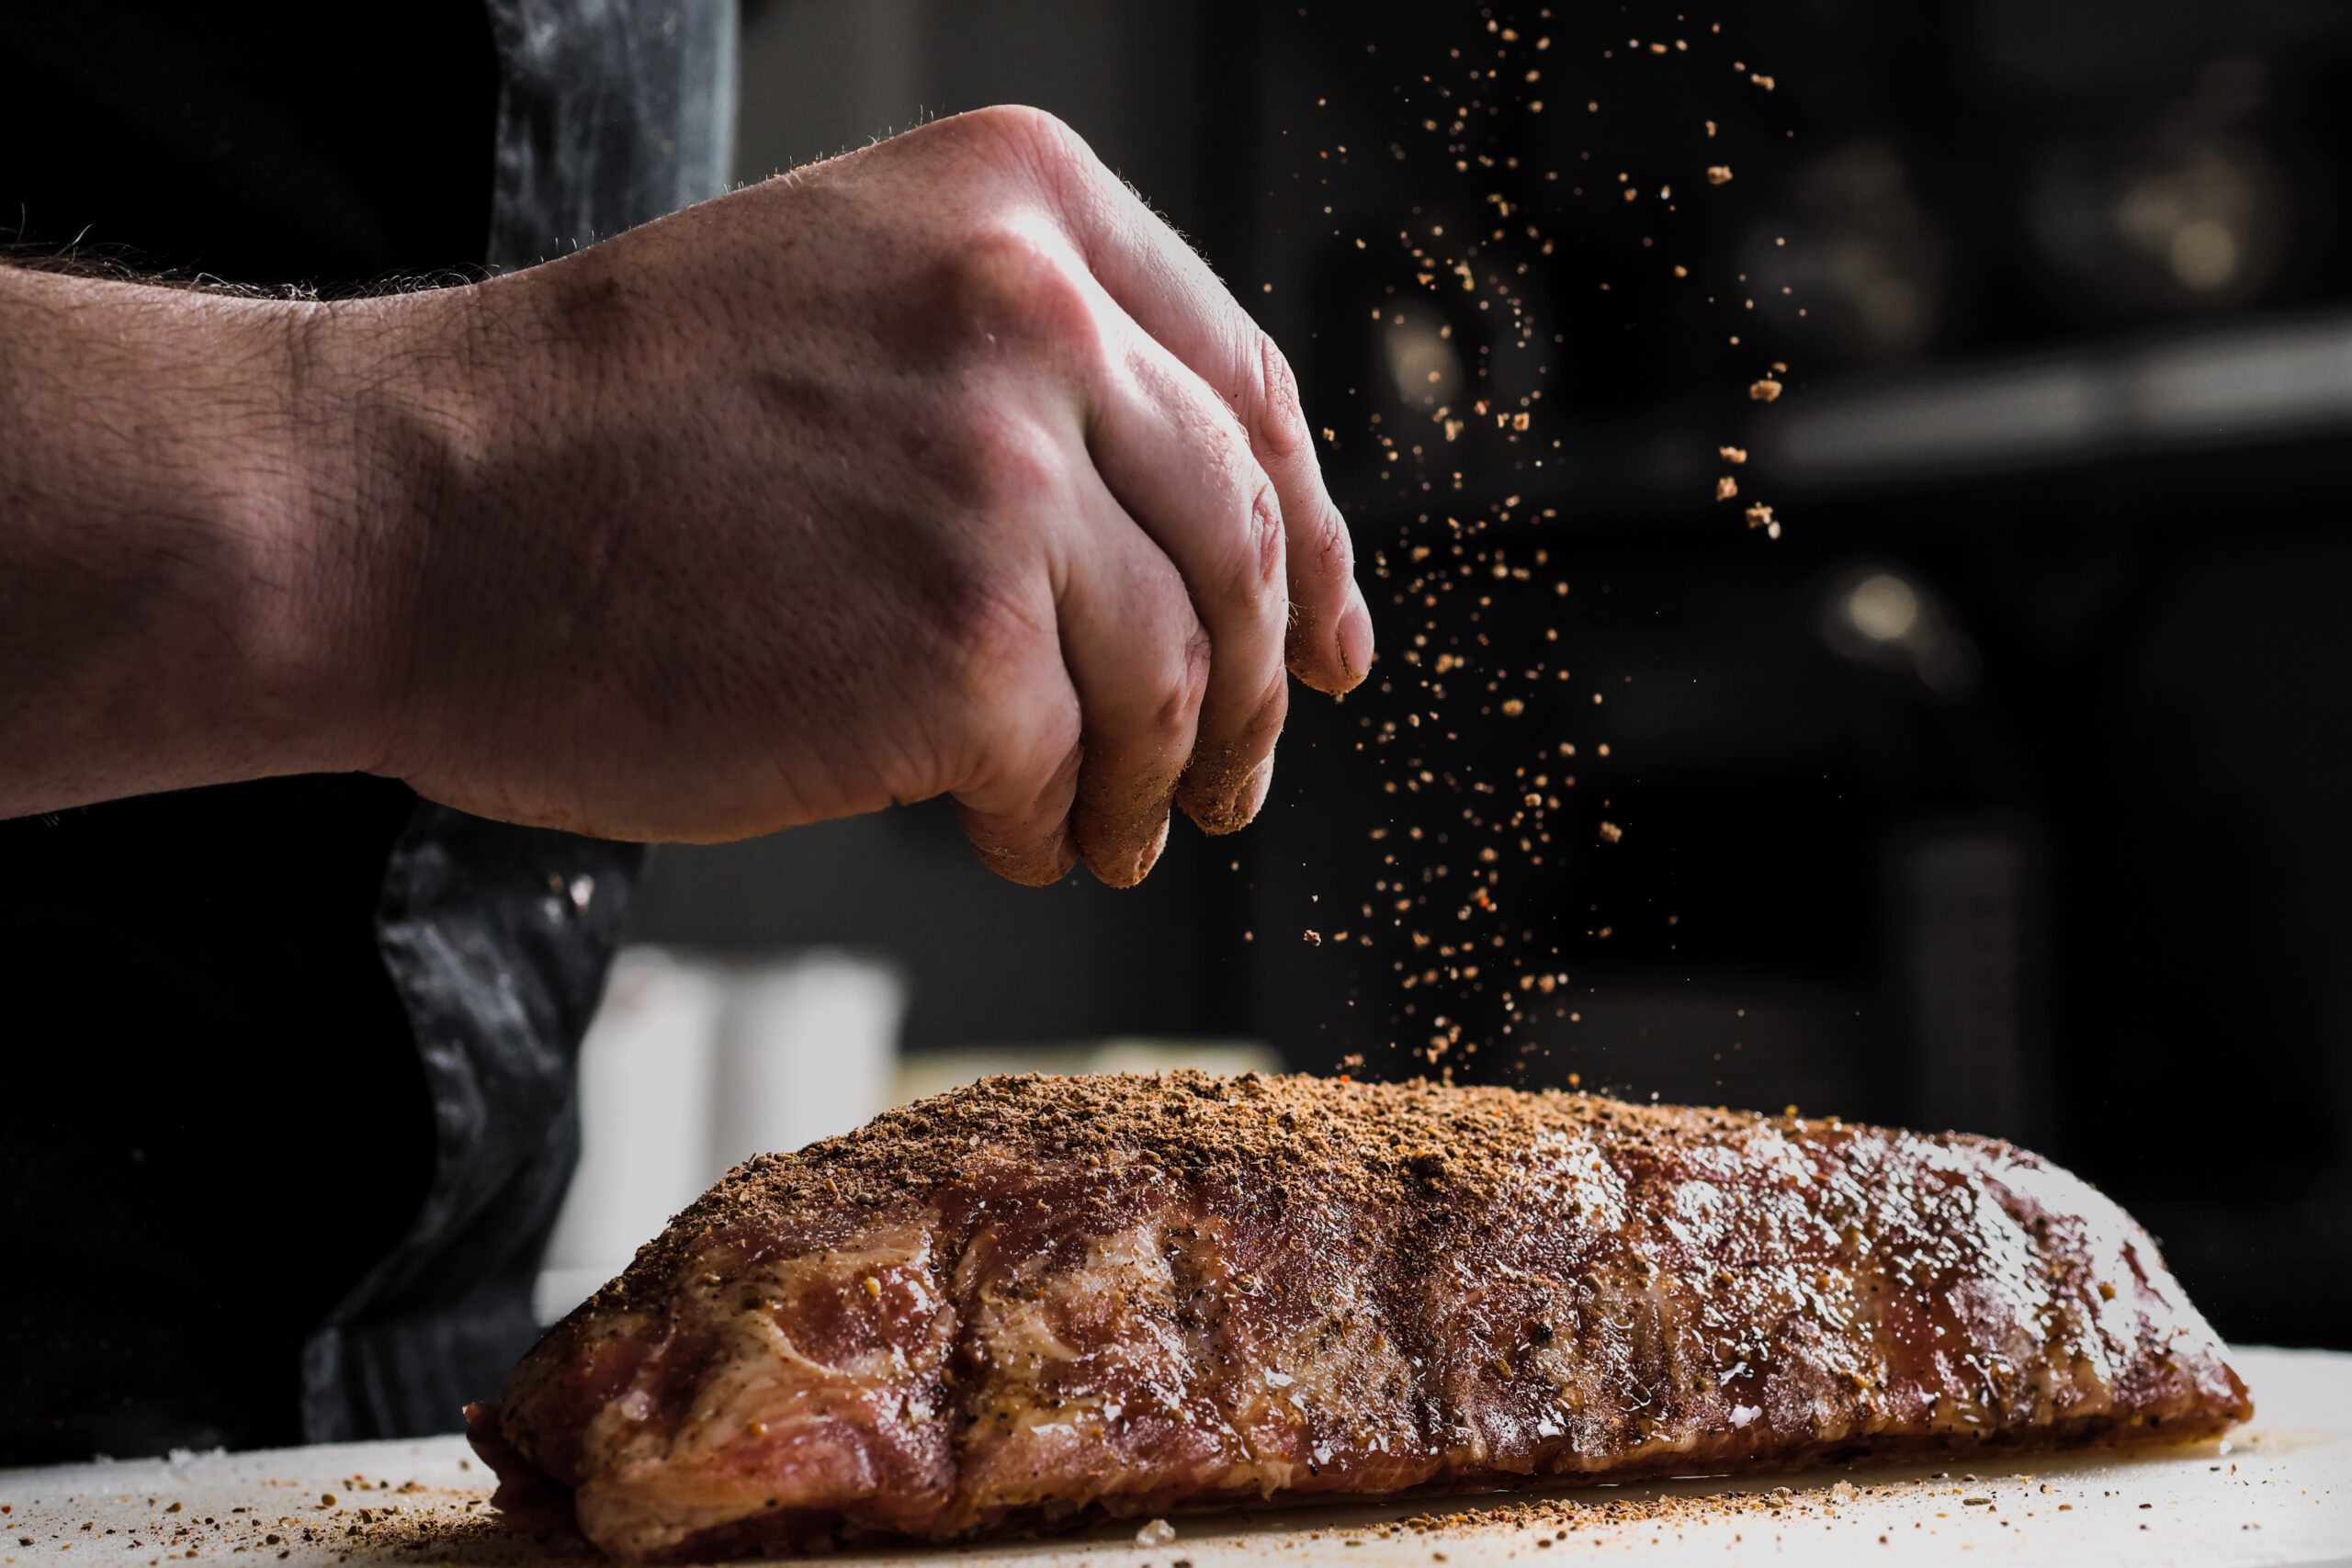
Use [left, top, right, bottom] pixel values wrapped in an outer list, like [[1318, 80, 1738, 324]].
[[0, 265, 393, 817]]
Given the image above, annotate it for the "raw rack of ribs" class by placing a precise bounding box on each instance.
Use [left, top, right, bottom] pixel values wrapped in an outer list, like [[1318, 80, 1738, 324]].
[[470, 1072, 2249, 1561]]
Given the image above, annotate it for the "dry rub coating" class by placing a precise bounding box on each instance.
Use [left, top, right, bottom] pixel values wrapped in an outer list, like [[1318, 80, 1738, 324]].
[[472, 1072, 2250, 1561]]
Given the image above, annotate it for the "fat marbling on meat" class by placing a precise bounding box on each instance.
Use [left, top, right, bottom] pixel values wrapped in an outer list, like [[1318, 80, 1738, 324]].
[[470, 1071, 2250, 1560]]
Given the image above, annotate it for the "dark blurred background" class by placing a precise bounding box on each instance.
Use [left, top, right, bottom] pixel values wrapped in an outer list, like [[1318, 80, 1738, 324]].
[[632, 0, 2352, 1349]]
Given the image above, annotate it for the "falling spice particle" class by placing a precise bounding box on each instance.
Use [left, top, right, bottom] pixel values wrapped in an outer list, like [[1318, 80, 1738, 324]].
[[1720, 446, 1747, 464], [1598, 822, 1623, 843], [1715, 476, 1739, 501], [1748, 378, 1782, 401], [1304, 930, 1324, 946], [1706, 164, 1734, 185]]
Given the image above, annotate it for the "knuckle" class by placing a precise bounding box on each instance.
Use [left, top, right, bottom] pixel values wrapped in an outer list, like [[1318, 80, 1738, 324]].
[[933, 400, 1067, 515], [1295, 501, 1356, 589], [1244, 479, 1286, 594], [1252, 332, 1311, 457], [1165, 378, 1283, 607], [1233, 671, 1289, 753], [1204, 478, 1285, 637], [1145, 623, 1214, 739], [960, 103, 1086, 174], [954, 229, 1104, 364], [985, 424, 1066, 511], [956, 104, 1114, 209]]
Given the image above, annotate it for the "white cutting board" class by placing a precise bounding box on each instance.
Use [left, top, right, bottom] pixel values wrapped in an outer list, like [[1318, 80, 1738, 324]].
[[3, 1348, 2344, 1568]]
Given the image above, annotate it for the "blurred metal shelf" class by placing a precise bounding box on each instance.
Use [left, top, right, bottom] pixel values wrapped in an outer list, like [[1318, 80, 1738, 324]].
[[1760, 308, 2352, 491], [1327, 310, 2352, 530]]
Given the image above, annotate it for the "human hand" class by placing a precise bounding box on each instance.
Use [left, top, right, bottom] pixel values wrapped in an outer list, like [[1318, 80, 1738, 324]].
[[335, 106, 1372, 886]]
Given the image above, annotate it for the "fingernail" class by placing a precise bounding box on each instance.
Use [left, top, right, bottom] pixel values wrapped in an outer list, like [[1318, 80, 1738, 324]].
[[1336, 580, 1374, 686]]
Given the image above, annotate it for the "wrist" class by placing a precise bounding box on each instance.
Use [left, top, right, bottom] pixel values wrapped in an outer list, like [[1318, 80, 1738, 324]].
[[262, 291, 455, 784], [287, 278, 526, 794], [164, 288, 427, 786], [0, 268, 447, 811]]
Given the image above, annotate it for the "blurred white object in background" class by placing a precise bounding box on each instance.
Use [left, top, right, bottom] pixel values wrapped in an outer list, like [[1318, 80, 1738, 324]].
[[710, 949, 907, 1178], [534, 945, 906, 1325], [536, 955, 1267, 1325], [536, 948, 726, 1325]]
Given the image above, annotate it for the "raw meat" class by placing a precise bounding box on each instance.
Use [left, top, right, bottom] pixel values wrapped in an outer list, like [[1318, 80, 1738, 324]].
[[472, 1073, 2249, 1561]]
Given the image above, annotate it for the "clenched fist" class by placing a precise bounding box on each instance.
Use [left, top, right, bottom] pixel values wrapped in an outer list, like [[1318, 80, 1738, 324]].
[[0, 107, 1373, 886]]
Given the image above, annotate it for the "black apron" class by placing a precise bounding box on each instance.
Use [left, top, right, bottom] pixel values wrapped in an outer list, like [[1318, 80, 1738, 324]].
[[0, 0, 734, 1461]]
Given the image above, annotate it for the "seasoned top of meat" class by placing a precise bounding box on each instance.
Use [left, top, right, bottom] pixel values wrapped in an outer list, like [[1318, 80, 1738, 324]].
[[504, 1072, 2247, 1562], [604, 1071, 1771, 1308]]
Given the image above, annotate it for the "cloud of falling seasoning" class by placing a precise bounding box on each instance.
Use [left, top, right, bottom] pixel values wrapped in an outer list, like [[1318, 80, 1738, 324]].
[[1289, 3, 1796, 1083]]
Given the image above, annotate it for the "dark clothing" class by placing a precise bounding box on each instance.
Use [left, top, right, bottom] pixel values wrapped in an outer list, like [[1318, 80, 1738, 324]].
[[0, 0, 732, 1461], [0, 2, 503, 287], [483, 0, 738, 273], [301, 806, 644, 1443], [0, 786, 639, 1459], [2, 780, 445, 1459]]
